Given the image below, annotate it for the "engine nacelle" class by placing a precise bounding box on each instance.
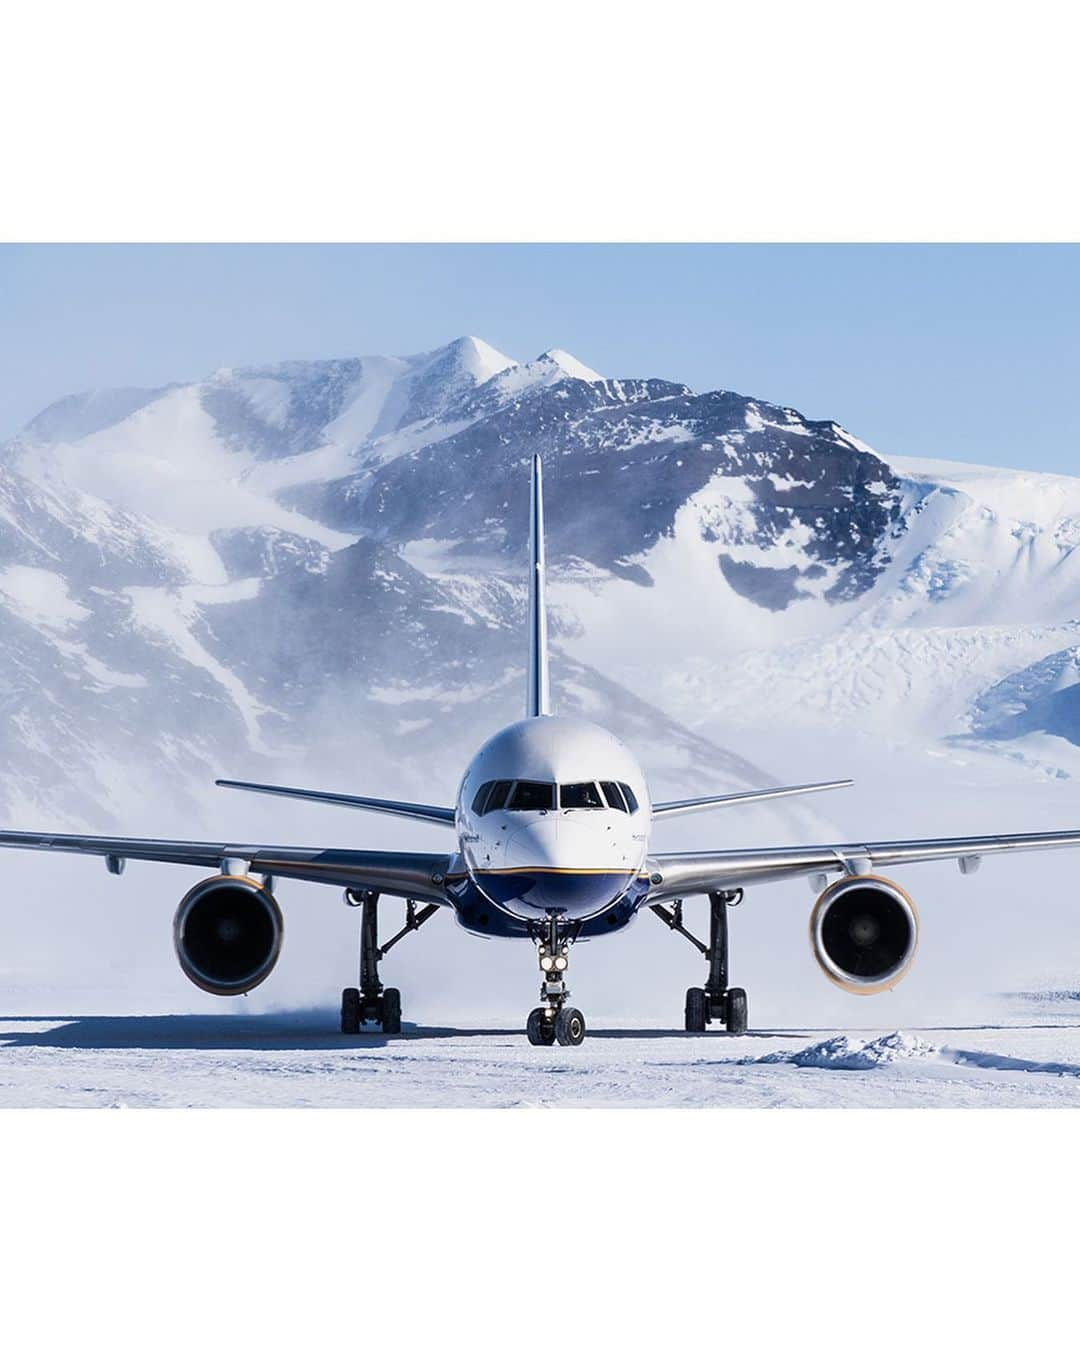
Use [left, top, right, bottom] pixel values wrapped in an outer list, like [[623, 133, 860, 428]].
[[810, 874, 919, 995], [173, 874, 283, 996]]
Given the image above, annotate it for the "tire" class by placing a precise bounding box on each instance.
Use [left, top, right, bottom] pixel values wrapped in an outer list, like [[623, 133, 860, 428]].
[[341, 987, 361, 1035], [685, 987, 709, 1033], [527, 1007, 556, 1045], [554, 1006, 587, 1047], [724, 987, 748, 1035], [380, 987, 402, 1034]]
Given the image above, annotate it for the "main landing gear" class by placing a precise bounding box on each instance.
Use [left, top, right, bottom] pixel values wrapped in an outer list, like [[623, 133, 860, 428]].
[[340, 890, 439, 1035], [652, 890, 749, 1035], [526, 917, 586, 1047]]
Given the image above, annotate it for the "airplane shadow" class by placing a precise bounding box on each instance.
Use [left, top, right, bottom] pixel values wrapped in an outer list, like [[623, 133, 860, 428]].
[[0, 1012, 803, 1052]]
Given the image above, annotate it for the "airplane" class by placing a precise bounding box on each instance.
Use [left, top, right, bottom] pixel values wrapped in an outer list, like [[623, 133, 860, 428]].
[[3, 454, 1080, 1046]]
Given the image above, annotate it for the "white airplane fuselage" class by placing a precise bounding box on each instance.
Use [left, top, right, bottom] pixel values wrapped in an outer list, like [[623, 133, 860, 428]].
[[455, 715, 651, 925]]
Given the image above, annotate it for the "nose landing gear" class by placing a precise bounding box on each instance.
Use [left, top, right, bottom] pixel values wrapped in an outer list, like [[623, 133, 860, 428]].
[[526, 919, 586, 1046]]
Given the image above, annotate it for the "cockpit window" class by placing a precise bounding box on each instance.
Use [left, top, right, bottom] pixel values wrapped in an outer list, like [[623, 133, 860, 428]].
[[482, 780, 512, 813], [507, 781, 555, 811], [476, 779, 633, 814]]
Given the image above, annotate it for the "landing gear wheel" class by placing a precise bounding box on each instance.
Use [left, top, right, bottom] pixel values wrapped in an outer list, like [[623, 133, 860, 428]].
[[526, 1007, 556, 1046], [380, 987, 402, 1034], [685, 987, 709, 1033], [724, 987, 748, 1035], [554, 1006, 586, 1046], [341, 987, 361, 1035]]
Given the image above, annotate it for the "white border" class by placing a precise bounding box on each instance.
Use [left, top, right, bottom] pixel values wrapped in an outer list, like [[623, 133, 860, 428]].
[[3, 1109, 1079, 1342], [2, 0, 1079, 1331], [3, 1, 1078, 242]]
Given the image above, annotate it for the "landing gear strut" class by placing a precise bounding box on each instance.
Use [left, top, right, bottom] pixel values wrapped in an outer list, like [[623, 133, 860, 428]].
[[340, 890, 439, 1035], [652, 890, 749, 1035], [526, 917, 586, 1046]]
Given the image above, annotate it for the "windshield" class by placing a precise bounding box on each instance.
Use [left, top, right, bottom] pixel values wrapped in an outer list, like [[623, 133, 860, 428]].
[[560, 781, 604, 809], [507, 781, 555, 811]]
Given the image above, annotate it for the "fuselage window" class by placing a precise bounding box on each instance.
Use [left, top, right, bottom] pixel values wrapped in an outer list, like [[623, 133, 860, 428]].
[[560, 781, 604, 810], [600, 781, 627, 812], [472, 782, 493, 814], [508, 780, 555, 811], [483, 780, 513, 813], [619, 782, 640, 814]]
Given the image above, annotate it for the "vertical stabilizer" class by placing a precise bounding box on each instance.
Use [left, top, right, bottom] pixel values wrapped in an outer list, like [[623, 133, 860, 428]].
[[527, 454, 551, 717]]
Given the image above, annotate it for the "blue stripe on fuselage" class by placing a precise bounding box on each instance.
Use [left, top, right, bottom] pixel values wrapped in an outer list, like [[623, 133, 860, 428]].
[[444, 874, 652, 938], [475, 868, 636, 919]]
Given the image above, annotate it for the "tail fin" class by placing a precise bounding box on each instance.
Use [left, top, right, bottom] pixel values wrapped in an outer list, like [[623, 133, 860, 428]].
[[527, 454, 551, 717]]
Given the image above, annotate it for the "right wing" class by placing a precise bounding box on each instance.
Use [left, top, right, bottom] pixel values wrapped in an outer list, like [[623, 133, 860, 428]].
[[646, 827, 1080, 900], [651, 779, 853, 820], [215, 779, 456, 826], [0, 829, 454, 902]]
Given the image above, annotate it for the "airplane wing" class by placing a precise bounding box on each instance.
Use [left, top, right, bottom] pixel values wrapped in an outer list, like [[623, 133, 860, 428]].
[[651, 779, 853, 820], [215, 779, 456, 826], [646, 827, 1080, 900], [0, 829, 454, 902]]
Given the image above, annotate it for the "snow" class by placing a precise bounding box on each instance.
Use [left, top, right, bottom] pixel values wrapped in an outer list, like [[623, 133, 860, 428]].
[[15, 385, 355, 580], [540, 348, 603, 382], [321, 355, 409, 444], [5, 1017, 1080, 1106], [754, 1030, 937, 1069], [0, 565, 89, 631], [484, 348, 603, 398], [124, 585, 270, 750], [444, 335, 516, 384], [230, 376, 293, 429]]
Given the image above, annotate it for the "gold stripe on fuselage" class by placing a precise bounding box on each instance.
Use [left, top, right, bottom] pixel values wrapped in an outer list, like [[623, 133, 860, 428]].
[[472, 866, 639, 877]]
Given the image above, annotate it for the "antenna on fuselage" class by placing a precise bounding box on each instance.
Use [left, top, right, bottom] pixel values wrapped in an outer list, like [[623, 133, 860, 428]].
[[527, 453, 551, 717]]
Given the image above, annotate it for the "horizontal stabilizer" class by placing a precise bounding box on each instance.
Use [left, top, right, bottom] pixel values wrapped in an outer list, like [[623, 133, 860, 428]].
[[651, 779, 854, 821], [215, 779, 456, 826]]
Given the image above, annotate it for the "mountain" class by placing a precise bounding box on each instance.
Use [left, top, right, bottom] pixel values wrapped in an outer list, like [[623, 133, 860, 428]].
[[1, 335, 1078, 832]]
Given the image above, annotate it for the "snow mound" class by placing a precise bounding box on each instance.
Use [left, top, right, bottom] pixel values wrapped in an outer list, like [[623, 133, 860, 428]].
[[757, 1031, 938, 1070]]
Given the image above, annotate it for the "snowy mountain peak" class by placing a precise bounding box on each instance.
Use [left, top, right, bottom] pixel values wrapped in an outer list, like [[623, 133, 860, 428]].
[[536, 348, 604, 382], [7, 336, 1080, 832], [430, 335, 515, 384]]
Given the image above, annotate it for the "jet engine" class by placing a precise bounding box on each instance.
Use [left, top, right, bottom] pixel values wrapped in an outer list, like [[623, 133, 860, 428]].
[[810, 874, 919, 994], [173, 874, 283, 995]]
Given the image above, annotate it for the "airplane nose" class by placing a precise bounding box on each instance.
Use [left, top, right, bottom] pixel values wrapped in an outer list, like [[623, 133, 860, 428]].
[[504, 818, 561, 870], [477, 816, 635, 919]]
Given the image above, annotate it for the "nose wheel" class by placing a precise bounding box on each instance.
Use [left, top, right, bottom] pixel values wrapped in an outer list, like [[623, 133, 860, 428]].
[[526, 1007, 556, 1045], [526, 920, 586, 1046]]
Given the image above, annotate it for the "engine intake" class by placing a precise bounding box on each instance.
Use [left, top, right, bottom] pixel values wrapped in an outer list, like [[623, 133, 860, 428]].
[[810, 874, 919, 994], [174, 875, 283, 996]]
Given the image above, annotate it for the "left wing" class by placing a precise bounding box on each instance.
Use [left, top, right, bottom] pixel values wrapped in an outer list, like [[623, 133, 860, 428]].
[[647, 827, 1080, 900], [215, 779, 456, 826], [0, 829, 454, 902]]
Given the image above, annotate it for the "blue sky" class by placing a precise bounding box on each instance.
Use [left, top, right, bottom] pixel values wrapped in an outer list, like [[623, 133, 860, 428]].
[[1, 244, 1077, 471]]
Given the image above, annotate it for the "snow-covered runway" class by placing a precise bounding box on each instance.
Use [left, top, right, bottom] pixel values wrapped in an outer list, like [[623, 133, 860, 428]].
[[4, 1013, 1080, 1107]]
